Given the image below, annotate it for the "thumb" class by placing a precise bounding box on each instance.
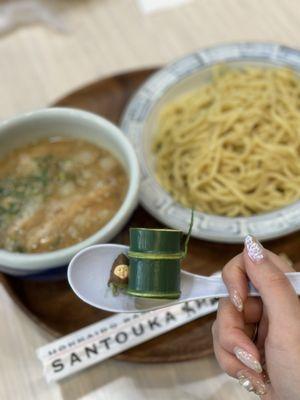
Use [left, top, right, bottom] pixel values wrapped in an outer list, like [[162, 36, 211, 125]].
[[244, 235, 300, 325]]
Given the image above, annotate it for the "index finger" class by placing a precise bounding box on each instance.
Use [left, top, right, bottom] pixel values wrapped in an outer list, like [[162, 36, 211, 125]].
[[222, 253, 248, 312], [222, 248, 295, 312]]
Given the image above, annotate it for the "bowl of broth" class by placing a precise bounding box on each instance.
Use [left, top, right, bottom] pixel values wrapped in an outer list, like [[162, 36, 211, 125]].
[[0, 108, 139, 275]]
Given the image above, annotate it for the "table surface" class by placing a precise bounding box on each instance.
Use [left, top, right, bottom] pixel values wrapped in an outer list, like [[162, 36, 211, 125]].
[[1, 0, 299, 399]]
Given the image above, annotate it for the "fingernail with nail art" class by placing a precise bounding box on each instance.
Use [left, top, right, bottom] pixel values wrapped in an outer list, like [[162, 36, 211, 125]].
[[245, 235, 264, 263], [237, 370, 268, 396], [230, 288, 243, 312], [234, 346, 262, 373]]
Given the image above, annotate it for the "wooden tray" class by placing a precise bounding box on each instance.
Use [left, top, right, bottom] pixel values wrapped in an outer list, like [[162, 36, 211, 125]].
[[1, 69, 300, 363]]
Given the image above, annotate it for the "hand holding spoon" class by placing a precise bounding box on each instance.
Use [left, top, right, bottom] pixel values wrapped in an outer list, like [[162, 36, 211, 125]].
[[68, 244, 300, 313]]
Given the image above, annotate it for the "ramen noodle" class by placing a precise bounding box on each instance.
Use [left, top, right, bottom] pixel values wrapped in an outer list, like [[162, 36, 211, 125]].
[[153, 66, 300, 217]]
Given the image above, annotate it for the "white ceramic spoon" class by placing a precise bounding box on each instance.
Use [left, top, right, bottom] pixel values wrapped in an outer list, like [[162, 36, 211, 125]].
[[68, 244, 300, 313]]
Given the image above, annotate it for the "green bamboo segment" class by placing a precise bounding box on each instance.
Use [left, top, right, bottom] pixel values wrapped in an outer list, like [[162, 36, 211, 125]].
[[130, 228, 183, 254], [127, 228, 183, 299]]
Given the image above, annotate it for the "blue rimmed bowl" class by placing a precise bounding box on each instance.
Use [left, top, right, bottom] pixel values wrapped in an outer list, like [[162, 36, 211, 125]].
[[121, 42, 300, 243]]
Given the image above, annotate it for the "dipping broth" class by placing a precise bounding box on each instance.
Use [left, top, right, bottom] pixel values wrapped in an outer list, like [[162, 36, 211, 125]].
[[0, 138, 128, 253]]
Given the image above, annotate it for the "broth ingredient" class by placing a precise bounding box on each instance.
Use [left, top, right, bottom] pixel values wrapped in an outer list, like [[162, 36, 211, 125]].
[[0, 138, 128, 253]]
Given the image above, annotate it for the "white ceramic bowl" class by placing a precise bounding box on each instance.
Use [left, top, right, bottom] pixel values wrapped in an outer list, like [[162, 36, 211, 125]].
[[121, 42, 300, 243], [0, 108, 140, 275]]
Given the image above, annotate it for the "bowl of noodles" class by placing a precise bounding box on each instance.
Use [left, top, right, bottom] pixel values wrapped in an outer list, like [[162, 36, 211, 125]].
[[121, 43, 300, 243]]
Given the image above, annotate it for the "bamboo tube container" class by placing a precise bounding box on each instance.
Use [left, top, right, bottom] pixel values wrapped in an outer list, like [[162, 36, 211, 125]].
[[127, 228, 183, 299]]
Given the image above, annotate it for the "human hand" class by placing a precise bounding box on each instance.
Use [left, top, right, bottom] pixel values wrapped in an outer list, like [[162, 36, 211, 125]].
[[212, 235, 300, 399]]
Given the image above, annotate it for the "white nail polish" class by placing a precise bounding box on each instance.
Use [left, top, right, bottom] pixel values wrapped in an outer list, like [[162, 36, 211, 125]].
[[234, 346, 263, 373], [245, 235, 264, 263]]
